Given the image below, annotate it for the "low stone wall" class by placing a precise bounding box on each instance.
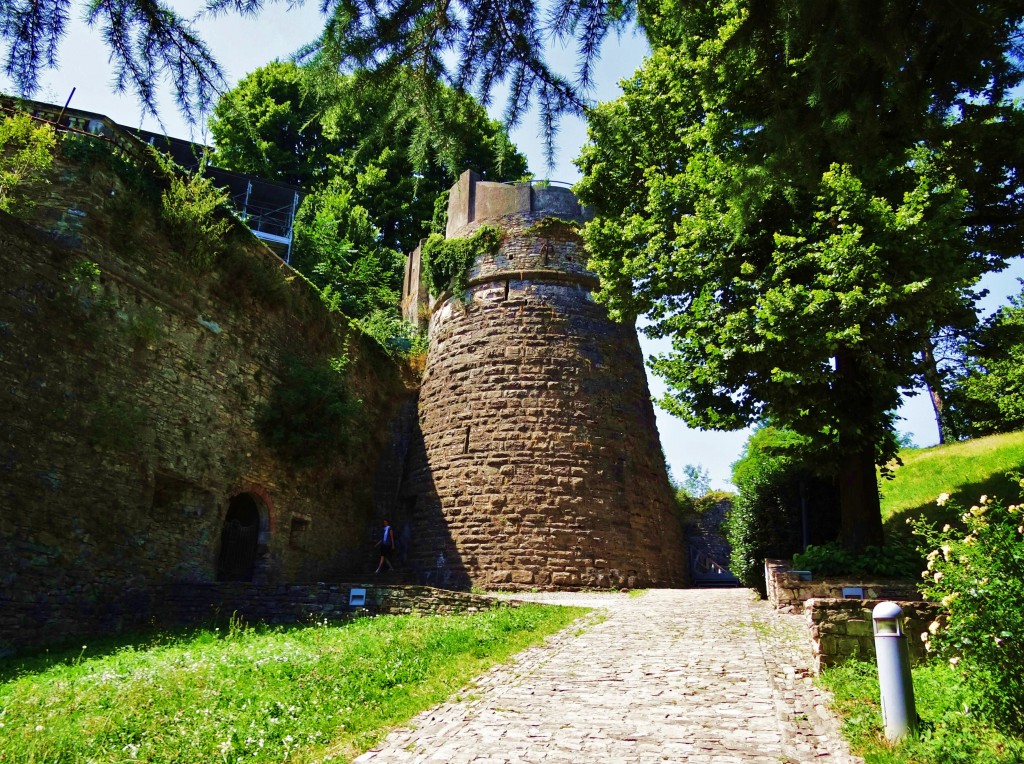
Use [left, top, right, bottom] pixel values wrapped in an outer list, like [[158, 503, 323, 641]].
[[0, 583, 520, 656], [806, 597, 941, 673], [151, 582, 519, 628], [765, 559, 920, 613]]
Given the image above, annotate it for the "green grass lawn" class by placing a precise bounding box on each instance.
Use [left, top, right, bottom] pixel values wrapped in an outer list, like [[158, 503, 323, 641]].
[[881, 430, 1024, 531], [0, 605, 583, 763], [821, 660, 1024, 763]]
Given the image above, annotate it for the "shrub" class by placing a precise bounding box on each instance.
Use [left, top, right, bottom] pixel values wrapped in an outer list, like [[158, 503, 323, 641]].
[[727, 425, 840, 592], [0, 112, 55, 213], [793, 537, 922, 579], [915, 481, 1024, 734], [258, 354, 362, 466], [160, 167, 233, 271], [353, 308, 428, 359]]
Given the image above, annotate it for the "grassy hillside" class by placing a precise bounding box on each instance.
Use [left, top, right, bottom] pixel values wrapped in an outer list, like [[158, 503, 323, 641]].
[[880, 430, 1024, 530]]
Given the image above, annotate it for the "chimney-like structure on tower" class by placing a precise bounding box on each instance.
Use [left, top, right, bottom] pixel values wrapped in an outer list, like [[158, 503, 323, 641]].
[[398, 171, 687, 590]]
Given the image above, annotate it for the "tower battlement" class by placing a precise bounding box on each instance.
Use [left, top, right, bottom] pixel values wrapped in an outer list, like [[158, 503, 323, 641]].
[[445, 170, 592, 238]]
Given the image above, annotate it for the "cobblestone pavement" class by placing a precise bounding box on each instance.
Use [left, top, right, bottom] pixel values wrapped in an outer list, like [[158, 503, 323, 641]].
[[355, 588, 862, 763]]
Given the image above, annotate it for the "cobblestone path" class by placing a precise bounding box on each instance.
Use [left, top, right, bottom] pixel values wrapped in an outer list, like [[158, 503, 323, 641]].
[[355, 588, 861, 764]]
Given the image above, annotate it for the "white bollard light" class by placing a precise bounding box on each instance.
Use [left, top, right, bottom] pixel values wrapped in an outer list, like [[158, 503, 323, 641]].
[[872, 601, 917, 742]]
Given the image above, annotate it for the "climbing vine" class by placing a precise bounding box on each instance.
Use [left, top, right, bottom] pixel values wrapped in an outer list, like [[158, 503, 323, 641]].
[[522, 216, 581, 242], [421, 224, 503, 298], [258, 354, 362, 466]]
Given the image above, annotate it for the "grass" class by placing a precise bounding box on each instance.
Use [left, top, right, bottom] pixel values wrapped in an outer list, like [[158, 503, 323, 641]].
[[820, 660, 1024, 763], [880, 430, 1024, 531], [0, 605, 583, 763]]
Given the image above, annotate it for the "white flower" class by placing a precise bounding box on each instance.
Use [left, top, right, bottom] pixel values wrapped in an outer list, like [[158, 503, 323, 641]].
[[980, 495, 989, 504], [35, 725, 44, 732], [936, 493, 951, 506]]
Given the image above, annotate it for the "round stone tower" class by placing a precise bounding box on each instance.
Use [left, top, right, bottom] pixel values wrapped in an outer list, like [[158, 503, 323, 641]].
[[400, 171, 686, 590]]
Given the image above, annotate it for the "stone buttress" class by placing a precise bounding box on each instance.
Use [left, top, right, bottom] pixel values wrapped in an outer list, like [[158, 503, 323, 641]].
[[399, 171, 687, 590]]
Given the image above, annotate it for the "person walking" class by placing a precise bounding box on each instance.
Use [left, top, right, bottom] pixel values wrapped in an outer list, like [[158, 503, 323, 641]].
[[375, 518, 396, 573]]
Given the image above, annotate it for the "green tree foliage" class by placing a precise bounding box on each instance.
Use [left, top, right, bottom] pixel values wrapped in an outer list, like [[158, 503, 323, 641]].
[[947, 286, 1024, 437], [299, 0, 634, 162], [208, 60, 332, 188], [210, 62, 526, 322], [577, 1, 1024, 551], [726, 425, 839, 591], [1, 0, 223, 122], [292, 180, 404, 319], [211, 63, 528, 253], [2, 1, 633, 152], [0, 112, 55, 212]]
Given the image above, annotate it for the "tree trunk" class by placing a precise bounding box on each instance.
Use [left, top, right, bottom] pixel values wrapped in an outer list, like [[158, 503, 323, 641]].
[[920, 336, 947, 444], [838, 442, 884, 553], [834, 348, 885, 552]]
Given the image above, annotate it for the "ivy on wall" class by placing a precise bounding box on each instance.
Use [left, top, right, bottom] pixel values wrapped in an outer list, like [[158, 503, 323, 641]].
[[421, 224, 503, 298], [258, 354, 363, 467]]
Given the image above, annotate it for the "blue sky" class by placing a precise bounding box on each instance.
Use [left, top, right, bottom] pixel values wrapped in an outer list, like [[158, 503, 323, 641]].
[[4, 2, 1022, 489]]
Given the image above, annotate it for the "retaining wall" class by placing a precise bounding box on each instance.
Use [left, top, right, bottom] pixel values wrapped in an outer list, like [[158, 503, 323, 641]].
[[806, 597, 941, 673]]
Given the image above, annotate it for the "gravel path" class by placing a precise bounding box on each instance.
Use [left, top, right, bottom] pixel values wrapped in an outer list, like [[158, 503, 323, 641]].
[[354, 588, 861, 763]]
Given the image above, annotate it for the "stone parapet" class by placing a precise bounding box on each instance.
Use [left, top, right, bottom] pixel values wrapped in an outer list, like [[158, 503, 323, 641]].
[[765, 559, 921, 613], [446, 171, 591, 239], [806, 597, 940, 674]]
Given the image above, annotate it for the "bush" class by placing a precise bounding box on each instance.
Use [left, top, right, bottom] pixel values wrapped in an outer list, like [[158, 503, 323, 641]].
[[793, 537, 922, 579], [915, 481, 1024, 734], [353, 308, 428, 359], [258, 354, 362, 466], [727, 425, 840, 592], [160, 167, 233, 271], [0, 112, 55, 213]]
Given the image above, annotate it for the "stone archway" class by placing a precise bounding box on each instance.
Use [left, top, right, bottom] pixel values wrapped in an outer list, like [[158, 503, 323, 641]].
[[216, 493, 265, 582]]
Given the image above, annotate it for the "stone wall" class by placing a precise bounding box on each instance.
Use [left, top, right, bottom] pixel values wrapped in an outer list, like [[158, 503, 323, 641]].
[[0, 142, 409, 655], [401, 172, 687, 590], [806, 597, 941, 673], [152, 582, 521, 627], [765, 559, 921, 613]]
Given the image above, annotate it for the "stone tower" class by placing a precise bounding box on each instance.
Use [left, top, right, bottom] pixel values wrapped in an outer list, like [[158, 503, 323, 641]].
[[399, 171, 687, 590]]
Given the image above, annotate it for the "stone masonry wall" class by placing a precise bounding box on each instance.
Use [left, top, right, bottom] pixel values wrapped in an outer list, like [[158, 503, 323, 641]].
[[765, 559, 921, 613], [806, 597, 941, 673], [151, 582, 521, 627], [402, 172, 687, 590], [0, 145, 408, 655]]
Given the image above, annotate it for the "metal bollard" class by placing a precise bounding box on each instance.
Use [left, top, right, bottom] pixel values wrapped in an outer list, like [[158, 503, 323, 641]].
[[872, 601, 917, 741]]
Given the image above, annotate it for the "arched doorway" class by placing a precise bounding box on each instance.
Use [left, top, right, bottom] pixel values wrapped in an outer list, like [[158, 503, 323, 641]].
[[217, 493, 262, 582]]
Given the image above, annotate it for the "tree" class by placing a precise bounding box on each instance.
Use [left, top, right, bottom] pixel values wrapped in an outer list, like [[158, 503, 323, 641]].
[[946, 284, 1024, 437], [577, 1, 1024, 551], [1, 0, 225, 121], [1, 0, 633, 148], [209, 61, 527, 321], [208, 60, 333, 188], [291, 179, 404, 319], [210, 62, 528, 254]]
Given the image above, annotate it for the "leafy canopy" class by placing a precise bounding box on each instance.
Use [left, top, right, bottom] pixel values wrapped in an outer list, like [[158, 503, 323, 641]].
[[947, 283, 1024, 438], [576, 0, 1024, 549], [210, 61, 528, 323]]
